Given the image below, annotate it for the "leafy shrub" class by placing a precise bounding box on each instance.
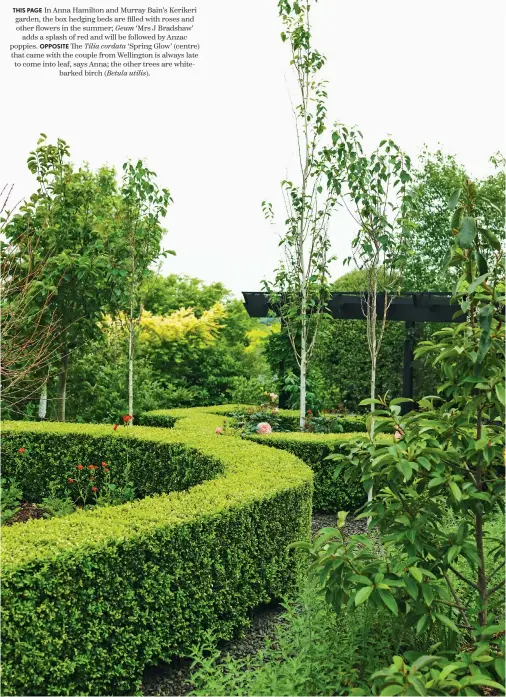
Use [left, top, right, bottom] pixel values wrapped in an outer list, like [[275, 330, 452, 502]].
[[197, 404, 368, 433], [1, 408, 312, 696], [41, 482, 76, 518], [301, 182, 506, 694], [190, 583, 420, 696], [227, 376, 278, 405], [0, 478, 22, 524], [137, 411, 177, 428]]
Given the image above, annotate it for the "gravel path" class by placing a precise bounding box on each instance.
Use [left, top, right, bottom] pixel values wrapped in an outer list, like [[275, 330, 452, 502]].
[[142, 514, 365, 696]]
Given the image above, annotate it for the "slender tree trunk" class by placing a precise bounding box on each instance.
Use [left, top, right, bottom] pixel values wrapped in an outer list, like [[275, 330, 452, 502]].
[[58, 351, 69, 422], [128, 309, 134, 426], [300, 336, 307, 429], [367, 274, 378, 506], [475, 410, 487, 625], [38, 381, 47, 420], [299, 245, 307, 428]]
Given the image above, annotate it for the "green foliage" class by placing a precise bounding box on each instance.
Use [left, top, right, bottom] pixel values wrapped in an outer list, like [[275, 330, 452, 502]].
[[142, 273, 230, 316], [190, 584, 420, 697], [404, 149, 505, 292], [1, 422, 222, 503], [41, 482, 76, 519], [29, 283, 274, 422], [3, 136, 133, 420], [313, 315, 405, 411], [1, 408, 312, 696], [263, 0, 342, 426], [227, 375, 278, 405], [300, 180, 505, 693], [145, 404, 368, 434], [0, 478, 22, 525], [245, 430, 382, 512]]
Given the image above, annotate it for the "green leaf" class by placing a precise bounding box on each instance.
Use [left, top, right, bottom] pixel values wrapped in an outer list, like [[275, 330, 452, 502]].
[[355, 585, 373, 606], [410, 567, 423, 583], [480, 227, 502, 251], [398, 460, 413, 481], [439, 664, 460, 681], [457, 217, 477, 248], [494, 657, 505, 681], [467, 677, 506, 689], [495, 383, 505, 406], [434, 613, 459, 633], [467, 273, 489, 295], [411, 655, 440, 671], [428, 477, 445, 489], [416, 614, 429, 634], [448, 188, 462, 211], [405, 575, 419, 600], [450, 482, 462, 502], [378, 589, 398, 615], [380, 686, 404, 696], [422, 583, 434, 606]]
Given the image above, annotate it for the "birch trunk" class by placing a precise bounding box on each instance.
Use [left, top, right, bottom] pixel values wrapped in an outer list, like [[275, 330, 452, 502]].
[[368, 271, 378, 505], [58, 351, 68, 422], [128, 309, 134, 426], [299, 334, 307, 429], [38, 381, 47, 420]]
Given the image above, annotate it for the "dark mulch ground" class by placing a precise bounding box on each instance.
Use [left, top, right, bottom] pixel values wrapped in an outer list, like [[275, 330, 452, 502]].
[[142, 514, 366, 696], [5, 503, 47, 525]]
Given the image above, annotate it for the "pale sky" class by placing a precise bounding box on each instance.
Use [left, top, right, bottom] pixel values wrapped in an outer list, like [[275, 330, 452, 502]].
[[2, 0, 504, 296]]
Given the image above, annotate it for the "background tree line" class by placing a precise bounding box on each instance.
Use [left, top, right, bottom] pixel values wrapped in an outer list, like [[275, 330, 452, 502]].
[[1, 137, 503, 422]]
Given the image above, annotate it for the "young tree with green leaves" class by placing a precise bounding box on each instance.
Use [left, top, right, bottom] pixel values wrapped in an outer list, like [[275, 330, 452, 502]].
[[327, 128, 413, 460], [119, 160, 173, 424], [263, 0, 342, 428], [3, 136, 132, 421], [304, 180, 505, 695]]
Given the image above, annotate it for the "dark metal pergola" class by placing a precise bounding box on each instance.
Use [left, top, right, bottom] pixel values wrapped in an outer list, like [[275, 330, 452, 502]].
[[242, 291, 458, 410]]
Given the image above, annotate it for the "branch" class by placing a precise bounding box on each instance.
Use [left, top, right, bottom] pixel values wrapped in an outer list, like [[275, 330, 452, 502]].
[[448, 564, 480, 591]]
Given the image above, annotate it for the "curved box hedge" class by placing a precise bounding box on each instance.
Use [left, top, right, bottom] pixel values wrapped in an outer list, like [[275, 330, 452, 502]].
[[140, 407, 383, 513], [244, 431, 378, 512], [139, 405, 368, 433], [1, 409, 313, 696]]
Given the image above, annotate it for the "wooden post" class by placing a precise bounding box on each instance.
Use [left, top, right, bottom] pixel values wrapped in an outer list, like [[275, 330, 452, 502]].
[[402, 321, 415, 413]]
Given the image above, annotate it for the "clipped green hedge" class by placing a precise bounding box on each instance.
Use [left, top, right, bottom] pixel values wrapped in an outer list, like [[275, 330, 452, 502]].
[[2, 422, 218, 502], [1, 410, 313, 696], [245, 431, 389, 512], [136, 412, 177, 428], [169, 404, 368, 433]]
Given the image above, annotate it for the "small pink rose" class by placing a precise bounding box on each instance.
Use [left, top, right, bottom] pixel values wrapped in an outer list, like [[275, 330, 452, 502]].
[[394, 426, 404, 441], [215, 427, 223, 435], [256, 422, 272, 434]]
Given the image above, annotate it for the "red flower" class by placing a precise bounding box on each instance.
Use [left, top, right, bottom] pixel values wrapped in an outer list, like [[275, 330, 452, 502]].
[[88, 465, 98, 470], [77, 464, 84, 470], [307, 410, 313, 415], [123, 414, 132, 423], [67, 478, 74, 484], [101, 461, 108, 467], [91, 486, 98, 492], [113, 424, 119, 431], [18, 447, 26, 453], [103, 467, 109, 472]]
